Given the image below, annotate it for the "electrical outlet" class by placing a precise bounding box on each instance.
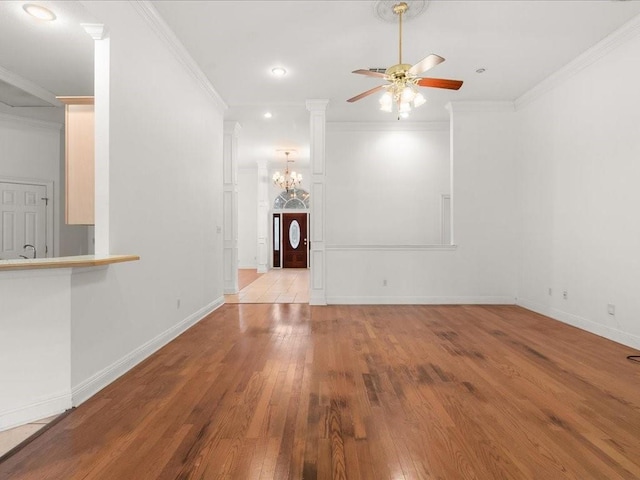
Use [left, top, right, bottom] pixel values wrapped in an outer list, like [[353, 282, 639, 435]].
[[562, 290, 568, 300], [607, 304, 615, 315], [383, 279, 387, 287]]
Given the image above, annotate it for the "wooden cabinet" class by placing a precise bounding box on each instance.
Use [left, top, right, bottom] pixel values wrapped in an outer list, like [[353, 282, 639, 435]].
[[57, 96, 94, 225]]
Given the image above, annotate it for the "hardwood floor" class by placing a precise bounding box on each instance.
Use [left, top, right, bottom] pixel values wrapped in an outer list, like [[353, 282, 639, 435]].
[[1, 304, 639, 479], [238, 269, 263, 291]]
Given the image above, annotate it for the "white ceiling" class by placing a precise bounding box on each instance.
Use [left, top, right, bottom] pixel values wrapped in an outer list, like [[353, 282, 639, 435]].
[[1, 1, 640, 167]]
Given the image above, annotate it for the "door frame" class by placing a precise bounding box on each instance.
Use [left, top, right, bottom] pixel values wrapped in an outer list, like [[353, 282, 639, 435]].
[[0, 176, 54, 258], [270, 209, 309, 269]]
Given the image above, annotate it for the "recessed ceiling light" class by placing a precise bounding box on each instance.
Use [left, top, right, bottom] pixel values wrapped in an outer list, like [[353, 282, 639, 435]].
[[271, 67, 287, 77], [264, 112, 273, 119], [476, 68, 486, 74], [23, 4, 56, 21]]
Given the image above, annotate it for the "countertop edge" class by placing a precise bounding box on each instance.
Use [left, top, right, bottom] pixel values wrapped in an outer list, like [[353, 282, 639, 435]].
[[0, 255, 140, 272]]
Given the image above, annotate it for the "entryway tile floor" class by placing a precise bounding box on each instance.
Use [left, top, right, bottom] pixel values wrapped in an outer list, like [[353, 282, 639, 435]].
[[225, 268, 309, 304], [0, 415, 58, 458]]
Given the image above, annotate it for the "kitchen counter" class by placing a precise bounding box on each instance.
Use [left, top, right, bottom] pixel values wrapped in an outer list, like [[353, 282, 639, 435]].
[[0, 254, 139, 272]]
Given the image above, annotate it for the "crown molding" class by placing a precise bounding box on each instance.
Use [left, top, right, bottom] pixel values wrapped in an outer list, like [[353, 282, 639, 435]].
[[0, 66, 61, 108], [515, 12, 640, 110], [130, 1, 227, 112], [446, 101, 515, 114], [81, 23, 107, 41], [306, 99, 330, 112], [0, 112, 62, 131], [327, 121, 449, 132]]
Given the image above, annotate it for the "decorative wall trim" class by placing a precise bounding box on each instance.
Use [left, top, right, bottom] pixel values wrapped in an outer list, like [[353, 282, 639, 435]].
[[445, 101, 515, 114], [517, 298, 640, 350], [515, 13, 640, 109], [0, 66, 61, 108], [130, 1, 227, 111], [81, 23, 107, 40], [327, 121, 449, 132], [326, 295, 516, 305], [326, 244, 458, 251], [238, 263, 258, 269], [71, 296, 225, 406], [0, 392, 71, 432], [0, 112, 62, 131]]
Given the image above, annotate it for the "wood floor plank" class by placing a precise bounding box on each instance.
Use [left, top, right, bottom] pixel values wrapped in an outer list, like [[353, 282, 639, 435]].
[[2, 304, 640, 479]]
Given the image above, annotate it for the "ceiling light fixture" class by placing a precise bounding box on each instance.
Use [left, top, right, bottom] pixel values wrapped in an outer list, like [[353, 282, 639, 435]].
[[23, 3, 56, 21], [273, 151, 302, 192], [271, 67, 287, 77], [476, 68, 486, 74], [264, 112, 273, 119], [348, 2, 462, 120]]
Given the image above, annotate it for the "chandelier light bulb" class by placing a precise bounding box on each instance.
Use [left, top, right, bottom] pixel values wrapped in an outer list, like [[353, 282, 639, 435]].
[[379, 91, 393, 106], [413, 92, 426, 107], [380, 103, 393, 113], [399, 111, 409, 119], [401, 86, 416, 103], [399, 101, 412, 113]]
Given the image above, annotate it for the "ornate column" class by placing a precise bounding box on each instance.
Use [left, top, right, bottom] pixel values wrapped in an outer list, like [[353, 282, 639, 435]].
[[256, 159, 269, 273], [223, 122, 241, 293], [306, 99, 329, 305]]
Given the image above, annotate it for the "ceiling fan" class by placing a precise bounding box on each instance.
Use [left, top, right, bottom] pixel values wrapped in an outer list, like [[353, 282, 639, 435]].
[[347, 1, 463, 117]]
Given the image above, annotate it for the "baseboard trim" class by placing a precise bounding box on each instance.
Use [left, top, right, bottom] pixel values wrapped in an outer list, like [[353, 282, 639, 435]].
[[71, 296, 225, 406], [0, 392, 71, 432], [517, 298, 640, 350], [326, 295, 516, 305]]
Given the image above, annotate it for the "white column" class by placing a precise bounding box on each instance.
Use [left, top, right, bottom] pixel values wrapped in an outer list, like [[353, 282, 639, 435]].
[[306, 99, 329, 306], [223, 122, 241, 294], [256, 159, 269, 274], [82, 24, 109, 256]]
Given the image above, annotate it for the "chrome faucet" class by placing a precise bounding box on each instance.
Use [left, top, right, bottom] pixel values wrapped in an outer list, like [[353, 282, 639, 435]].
[[23, 244, 36, 259]]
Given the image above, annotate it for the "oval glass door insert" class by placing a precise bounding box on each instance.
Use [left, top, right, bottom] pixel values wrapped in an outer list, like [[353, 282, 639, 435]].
[[289, 220, 301, 249]]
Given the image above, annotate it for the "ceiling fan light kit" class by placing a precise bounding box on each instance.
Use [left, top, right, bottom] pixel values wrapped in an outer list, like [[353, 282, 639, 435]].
[[349, 1, 463, 119]]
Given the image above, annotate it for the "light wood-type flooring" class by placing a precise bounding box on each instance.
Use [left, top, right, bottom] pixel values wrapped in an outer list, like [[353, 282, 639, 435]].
[[1, 304, 639, 479], [225, 269, 309, 304]]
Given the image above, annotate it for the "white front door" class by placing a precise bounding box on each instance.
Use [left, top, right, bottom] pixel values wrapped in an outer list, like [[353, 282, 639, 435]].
[[0, 182, 47, 259]]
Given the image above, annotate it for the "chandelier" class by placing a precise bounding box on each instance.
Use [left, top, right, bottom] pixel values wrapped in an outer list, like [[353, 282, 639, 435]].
[[272, 151, 302, 192]]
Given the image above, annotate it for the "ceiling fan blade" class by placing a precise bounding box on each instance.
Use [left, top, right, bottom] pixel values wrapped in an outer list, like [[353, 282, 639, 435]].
[[408, 54, 445, 76], [352, 69, 387, 79], [347, 85, 386, 103], [416, 77, 464, 90]]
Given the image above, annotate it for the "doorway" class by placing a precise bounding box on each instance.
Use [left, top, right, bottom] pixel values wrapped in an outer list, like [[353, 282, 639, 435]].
[[0, 181, 49, 260], [281, 212, 308, 268]]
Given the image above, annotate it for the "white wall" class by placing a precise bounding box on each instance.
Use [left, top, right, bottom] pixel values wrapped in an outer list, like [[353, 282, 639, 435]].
[[0, 269, 71, 430], [325, 114, 519, 304], [326, 123, 450, 245], [238, 168, 257, 268], [70, 2, 225, 400], [516, 29, 640, 349], [0, 113, 89, 257]]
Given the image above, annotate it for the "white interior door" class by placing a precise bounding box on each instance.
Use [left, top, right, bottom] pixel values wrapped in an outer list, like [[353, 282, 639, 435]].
[[1, 182, 47, 259]]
